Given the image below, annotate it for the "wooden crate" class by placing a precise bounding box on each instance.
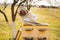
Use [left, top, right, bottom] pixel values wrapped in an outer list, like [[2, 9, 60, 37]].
[[16, 26, 50, 40]]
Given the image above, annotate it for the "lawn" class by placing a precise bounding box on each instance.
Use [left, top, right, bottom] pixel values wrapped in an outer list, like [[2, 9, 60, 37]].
[[0, 6, 60, 40]]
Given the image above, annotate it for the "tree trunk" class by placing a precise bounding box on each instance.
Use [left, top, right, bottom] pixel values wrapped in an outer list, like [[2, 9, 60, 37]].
[[9, 22, 16, 39]]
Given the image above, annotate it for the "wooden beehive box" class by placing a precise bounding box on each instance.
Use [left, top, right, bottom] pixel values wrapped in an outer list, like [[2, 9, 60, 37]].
[[16, 26, 50, 40]]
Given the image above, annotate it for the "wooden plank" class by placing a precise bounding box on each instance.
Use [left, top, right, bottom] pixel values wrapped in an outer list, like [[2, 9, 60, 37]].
[[16, 26, 50, 40]]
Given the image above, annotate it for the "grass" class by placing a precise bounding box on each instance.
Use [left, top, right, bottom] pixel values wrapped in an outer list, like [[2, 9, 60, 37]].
[[0, 6, 60, 40]]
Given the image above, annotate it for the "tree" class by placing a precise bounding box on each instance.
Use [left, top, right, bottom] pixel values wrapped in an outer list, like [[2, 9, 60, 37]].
[[0, 0, 26, 40], [0, 0, 59, 40]]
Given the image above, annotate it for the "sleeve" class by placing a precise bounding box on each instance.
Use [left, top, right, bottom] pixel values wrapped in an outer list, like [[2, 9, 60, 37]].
[[31, 14, 37, 20], [28, 11, 37, 21]]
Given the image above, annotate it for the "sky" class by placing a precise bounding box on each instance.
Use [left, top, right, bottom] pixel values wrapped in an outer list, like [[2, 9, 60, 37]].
[[0, 0, 60, 6], [0, 0, 13, 4]]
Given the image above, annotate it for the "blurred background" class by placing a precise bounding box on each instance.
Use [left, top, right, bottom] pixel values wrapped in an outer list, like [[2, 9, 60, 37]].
[[0, 0, 60, 40]]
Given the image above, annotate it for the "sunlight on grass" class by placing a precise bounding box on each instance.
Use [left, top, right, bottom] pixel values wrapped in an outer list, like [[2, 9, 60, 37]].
[[0, 6, 60, 40]]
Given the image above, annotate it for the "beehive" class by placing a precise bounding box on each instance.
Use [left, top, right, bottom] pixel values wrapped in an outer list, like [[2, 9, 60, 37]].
[[16, 26, 50, 40]]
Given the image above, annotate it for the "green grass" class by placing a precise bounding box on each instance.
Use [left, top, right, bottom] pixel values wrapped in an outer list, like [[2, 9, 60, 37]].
[[0, 6, 60, 40]]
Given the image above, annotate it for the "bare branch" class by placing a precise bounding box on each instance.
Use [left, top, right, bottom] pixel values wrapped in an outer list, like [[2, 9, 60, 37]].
[[11, 0, 19, 22], [11, 0, 26, 22], [3, 2, 8, 11], [15, 0, 26, 14], [27, 4, 31, 10], [14, 0, 26, 21], [0, 10, 8, 22]]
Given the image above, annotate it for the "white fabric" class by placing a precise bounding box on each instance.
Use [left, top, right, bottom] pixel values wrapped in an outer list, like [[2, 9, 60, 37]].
[[19, 6, 37, 24], [23, 13, 36, 21], [21, 12, 37, 24]]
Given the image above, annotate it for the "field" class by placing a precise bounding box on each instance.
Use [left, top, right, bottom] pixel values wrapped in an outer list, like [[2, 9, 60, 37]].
[[0, 6, 60, 40]]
